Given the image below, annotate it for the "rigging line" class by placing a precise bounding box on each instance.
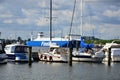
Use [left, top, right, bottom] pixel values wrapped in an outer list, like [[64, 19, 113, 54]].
[[69, 0, 76, 36]]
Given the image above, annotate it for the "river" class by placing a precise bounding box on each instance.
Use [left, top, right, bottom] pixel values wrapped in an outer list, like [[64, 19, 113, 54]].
[[0, 62, 120, 80]]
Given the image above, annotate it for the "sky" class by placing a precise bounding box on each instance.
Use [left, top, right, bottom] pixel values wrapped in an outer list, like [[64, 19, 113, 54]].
[[0, 0, 120, 40]]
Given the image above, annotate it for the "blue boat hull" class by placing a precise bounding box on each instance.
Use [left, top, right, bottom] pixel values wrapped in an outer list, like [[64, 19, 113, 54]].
[[7, 53, 29, 62]]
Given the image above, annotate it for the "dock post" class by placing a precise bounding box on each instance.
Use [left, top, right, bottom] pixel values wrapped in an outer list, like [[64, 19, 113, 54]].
[[76, 41, 79, 51], [108, 47, 111, 66], [28, 47, 32, 66], [68, 47, 73, 66]]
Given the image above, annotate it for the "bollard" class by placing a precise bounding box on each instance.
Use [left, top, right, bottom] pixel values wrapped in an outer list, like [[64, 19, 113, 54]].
[[108, 47, 111, 66], [28, 47, 32, 66], [68, 47, 73, 66]]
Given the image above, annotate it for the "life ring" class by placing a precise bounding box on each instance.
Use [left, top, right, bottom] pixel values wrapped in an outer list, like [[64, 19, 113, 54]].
[[49, 56, 53, 61]]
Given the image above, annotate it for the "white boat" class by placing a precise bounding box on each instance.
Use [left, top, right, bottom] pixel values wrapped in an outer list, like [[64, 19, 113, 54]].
[[72, 48, 105, 63], [110, 48, 120, 62], [97, 42, 120, 62], [4, 43, 31, 62], [38, 44, 68, 62], [0, 41, 7, 64]]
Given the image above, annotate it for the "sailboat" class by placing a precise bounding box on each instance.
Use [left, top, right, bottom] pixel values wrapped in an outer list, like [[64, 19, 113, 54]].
[[72, 37, 105, 62], [71, 0, 105, 63]]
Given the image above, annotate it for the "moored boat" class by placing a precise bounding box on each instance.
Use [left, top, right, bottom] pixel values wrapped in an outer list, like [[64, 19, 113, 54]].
[[38, 44, 68, 62], [72, 49, 105, 63], [97, 42, 120, 62], [72, 37, 105, 63], [4, 43, 32, 62]]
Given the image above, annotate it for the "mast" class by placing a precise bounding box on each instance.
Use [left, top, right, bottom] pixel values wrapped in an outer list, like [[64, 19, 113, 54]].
[[69, 0, 76, 36], [81, 0, 83, 36], [50, 0, 52, 41]]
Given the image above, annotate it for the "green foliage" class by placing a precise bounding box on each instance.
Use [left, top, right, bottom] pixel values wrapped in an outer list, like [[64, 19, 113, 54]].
[[85, 39, 120, 44]]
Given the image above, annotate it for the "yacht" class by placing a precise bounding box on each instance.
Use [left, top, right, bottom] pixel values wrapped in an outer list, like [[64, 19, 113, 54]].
[[4, 43, 31, 62]]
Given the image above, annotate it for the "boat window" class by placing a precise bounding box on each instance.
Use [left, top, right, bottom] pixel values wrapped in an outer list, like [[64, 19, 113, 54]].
[[112, 50, 120, 54], [50, 48, 54, 52], [14, 46, 28, 53]]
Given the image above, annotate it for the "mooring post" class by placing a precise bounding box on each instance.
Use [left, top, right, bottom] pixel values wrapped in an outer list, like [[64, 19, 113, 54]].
[[28, 47, 32, 66], [76, 41, 79, 51], [108, 47, 111, 66], [68, 47, 73, 66]]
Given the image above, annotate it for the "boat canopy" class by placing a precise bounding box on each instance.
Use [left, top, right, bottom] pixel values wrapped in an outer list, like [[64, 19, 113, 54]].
[[80, 37, 94, 49]]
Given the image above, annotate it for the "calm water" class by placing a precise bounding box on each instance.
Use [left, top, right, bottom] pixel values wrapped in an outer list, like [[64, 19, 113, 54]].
[[0, 62, 120, 80]]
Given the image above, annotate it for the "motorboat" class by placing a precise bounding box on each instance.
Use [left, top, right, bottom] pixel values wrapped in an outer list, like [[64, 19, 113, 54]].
[[38, 44, 68, 62], [0, 41, 7, 64], [4, 43, 31, 62], [97, 42, 120, 62]]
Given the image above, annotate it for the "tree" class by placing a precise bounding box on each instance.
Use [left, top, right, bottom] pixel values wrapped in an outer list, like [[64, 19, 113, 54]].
[[17, 36, 22, 42]]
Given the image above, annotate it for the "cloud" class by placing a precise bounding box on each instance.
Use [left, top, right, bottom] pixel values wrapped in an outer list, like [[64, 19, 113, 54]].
[[38, 0, 48, 8], [35, 18, 49, 26], [22, 8, 39, 16], [0, 0, 120, 39], [0, 13, 13, 18], [103, 9, 120, 17], [3, 19, 13, 24], [0, 5, 4, 10], [16, 18, 30, 25], [98, 23, 120, 39], [84, 23, 95, 30]]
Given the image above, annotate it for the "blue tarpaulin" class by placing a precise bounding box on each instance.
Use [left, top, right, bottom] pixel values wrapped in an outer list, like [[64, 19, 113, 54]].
[[26, 37, 94, 48], [80, 37, 94, 49]]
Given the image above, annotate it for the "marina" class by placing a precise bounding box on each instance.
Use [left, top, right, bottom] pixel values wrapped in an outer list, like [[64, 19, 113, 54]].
[[0, 0, 120, 80]]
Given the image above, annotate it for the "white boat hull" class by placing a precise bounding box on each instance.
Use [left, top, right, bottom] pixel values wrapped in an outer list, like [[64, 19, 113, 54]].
[[72, 56, 103, 63], [103, 48, 120, 62], [38, 53, 68, 62], [72, 51, 105, 63]]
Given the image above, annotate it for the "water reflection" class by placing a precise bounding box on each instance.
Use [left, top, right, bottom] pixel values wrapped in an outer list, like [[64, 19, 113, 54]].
[[0, 62, 120, 80]]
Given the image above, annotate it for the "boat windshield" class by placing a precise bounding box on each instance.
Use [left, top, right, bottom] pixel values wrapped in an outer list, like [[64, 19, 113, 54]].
[[14, 46, 28, 53]]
